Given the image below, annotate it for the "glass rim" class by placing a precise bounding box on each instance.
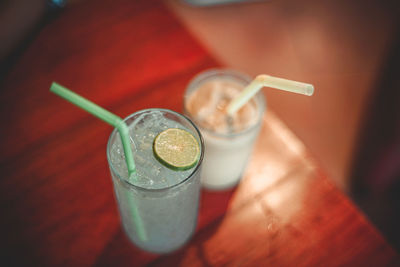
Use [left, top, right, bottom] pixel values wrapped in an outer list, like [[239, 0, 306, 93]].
[[106, 108, 205, 192], [183, 68, 266, 139]]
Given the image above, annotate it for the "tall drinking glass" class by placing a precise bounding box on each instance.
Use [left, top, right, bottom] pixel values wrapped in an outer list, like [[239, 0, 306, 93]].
[[184, 69, 266, 190], [107, 108, 204, 253]]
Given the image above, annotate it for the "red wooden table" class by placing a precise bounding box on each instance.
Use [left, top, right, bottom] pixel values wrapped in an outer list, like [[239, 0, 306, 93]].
[[0, 0, 398, 266]]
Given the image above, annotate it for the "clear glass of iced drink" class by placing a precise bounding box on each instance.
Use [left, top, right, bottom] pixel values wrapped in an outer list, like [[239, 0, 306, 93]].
[[184, 69, 266, 190], [107, 108, 204, 253]]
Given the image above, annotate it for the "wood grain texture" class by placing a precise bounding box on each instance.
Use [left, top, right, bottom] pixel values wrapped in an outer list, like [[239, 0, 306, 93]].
[[0, 0, 398, 266]]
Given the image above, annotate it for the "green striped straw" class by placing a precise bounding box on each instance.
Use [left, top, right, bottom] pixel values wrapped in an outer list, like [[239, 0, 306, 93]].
[[50, 82, 147, 241], [50, 82, 136, 177]]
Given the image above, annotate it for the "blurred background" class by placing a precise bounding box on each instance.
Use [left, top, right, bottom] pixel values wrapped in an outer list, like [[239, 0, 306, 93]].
[[1, 0, 399, 251]]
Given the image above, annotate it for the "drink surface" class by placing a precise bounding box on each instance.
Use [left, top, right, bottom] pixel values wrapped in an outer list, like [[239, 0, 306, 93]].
[[110, 110, 196, 189], [108, 109, 202, 253], [184, 73, 265, 190], [185, 78, 259, 134]]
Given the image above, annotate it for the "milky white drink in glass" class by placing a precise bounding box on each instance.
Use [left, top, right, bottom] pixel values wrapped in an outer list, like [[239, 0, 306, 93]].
[[184, 69, 265, 190], [107, 108, 204, 253]]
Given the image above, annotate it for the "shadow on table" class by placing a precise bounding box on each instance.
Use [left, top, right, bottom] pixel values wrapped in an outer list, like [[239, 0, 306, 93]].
[[94, 186, 237, 266], [149, 187, 237, 266]]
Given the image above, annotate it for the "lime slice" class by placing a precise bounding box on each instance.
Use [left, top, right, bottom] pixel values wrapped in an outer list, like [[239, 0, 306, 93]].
[[153, 128, 200, 171]]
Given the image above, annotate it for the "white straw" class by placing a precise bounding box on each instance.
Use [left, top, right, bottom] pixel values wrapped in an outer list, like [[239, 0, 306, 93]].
[[226, 74, 314, 115]]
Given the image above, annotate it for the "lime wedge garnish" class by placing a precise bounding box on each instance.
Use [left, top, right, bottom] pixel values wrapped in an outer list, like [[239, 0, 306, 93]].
[[153, 128, 200, 171]]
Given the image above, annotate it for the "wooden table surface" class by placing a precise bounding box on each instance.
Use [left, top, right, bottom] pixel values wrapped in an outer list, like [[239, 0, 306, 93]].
[[0, 0, 398, 266]]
